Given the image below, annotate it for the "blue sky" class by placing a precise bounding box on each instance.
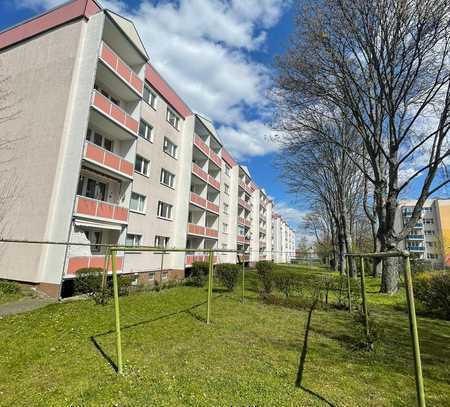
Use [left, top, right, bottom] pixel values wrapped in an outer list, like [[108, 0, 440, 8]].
[[0, 0, 306, 231]]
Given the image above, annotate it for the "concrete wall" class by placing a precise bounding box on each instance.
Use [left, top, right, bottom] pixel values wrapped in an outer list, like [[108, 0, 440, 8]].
[[0, 17, 102, 289]]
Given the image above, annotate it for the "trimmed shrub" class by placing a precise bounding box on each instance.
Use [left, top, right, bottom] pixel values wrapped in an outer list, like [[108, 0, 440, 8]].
[[414, 272, 450, 320], [215, 263, 240, 291], [191, 261, 209, 287], [273, 272, 298, 298], [73, 268, 103, 296], [255, 261, 274, 297], [117, 274, 134, 296], [0, 279, 19, 295]]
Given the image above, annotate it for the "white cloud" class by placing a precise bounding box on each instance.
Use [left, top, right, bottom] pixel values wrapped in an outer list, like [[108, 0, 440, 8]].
[[17, 0, 287, 159], [17, 0, 63, 9], [273, 201, 306, 231]]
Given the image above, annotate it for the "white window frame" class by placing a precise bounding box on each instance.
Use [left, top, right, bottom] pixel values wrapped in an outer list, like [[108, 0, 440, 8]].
[[134, 155, 150, 176], [223, 203, 229, 215], [166, 107, 180, 130], [223, 222, 228, 233], [155, 235, 170, 248], [161, 271, 169, 281], [224, 183, 229, 195], [125, 233, 142, 247], [163, 137, 178, 159], [143, 85, 157, 109], [86, 128, 114, 152], [130, 192, 146, 214], [139, 119, 154, 142], [157, 201, 173, 220], [225, 164, 231, 176], [160, 168, 175, 189]]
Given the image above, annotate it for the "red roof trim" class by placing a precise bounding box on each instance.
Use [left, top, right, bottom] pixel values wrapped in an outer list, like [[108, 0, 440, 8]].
[[145, 63, 192, 119], [0, 0, 101, 51], [221, 148, 236, 168]]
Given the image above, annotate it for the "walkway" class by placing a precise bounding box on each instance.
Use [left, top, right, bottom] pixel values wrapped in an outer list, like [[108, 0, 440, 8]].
[[0, 297, 55, 317]]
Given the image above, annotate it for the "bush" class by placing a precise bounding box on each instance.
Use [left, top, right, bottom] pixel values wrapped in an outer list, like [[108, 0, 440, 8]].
[[191, 261, 209, 287], [273, 272, 298, 298], [255, 261, 274, 297], [0, 280, 19, 295], [215, 263, 240, 291], [117, 274, 134, 296], [414, 272, 450, 320], [411, 259, 433, 274]]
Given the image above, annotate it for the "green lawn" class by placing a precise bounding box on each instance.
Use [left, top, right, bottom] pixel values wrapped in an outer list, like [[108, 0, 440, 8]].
[[0, 265, 449, 406]]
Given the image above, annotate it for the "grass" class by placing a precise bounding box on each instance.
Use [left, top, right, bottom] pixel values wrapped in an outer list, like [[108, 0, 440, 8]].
[[0, 280, 33, 305], [0, 265, 449, 406]]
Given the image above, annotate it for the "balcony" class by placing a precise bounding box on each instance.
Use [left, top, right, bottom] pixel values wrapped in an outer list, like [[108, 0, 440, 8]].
[[74, 196, 128, 225], [99, 42, 143, 96], [192, 163, 209, 183], [239, 181, 252, 195], [208, 175, 220, 190], [91, 90, 138, 136], [209, 150, 222, 167], [406, 235, 424, 240], [185, 254, 218, 266], [190, 193, 219, 215], [67, 255, 124, 275], [83, 141, 133, 180], [237, 235, 250, 244], [238, 199, 251, 211], [194, 135, 209, 156], [187, 223, 219, 239], [407, 246, 425, 252]]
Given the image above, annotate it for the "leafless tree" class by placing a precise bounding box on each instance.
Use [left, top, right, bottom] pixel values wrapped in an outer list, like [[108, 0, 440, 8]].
[[275, 0, 450, 293]]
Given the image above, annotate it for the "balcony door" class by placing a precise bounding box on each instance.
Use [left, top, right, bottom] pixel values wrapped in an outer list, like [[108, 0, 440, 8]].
[[77, 175, 107, 202]]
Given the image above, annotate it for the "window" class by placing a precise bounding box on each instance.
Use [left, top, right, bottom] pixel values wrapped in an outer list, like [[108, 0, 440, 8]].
[[155, 235, 170, 248], [425, 230, 435, 235], [86, 128, 113, 152], [125, 234, 141, 246], [223, 223, 228, 233], [77, 176, 107, 201], [148, 272, 155, 282], [143, 85, 157, 109], [238, 225, 245, 236], [157, 201, 173, 219], [223, 203, 229, 215], [424, 218, 434, 224], [222, 243, 228, 249], [134, 155, 150, 176], [161, 271, 168, 281], [160, 168, 175, 188], [166, 108, 180, 129], [224, 183, 229, 195], [130, 192, 146, 213], [84, 230, 102, 253], [163, 137, 178, 158], [139, 119, 153, 141], [225, 164, 231, 176]]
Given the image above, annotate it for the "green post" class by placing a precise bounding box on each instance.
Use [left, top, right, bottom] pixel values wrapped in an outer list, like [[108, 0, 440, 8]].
[[403, 255, 426, 407], [206, 251, 214, 324], [111, 250, 123, 375], [345, 256, 352, 312], [242, 255, 245, 303], [360, 257, 369, 340]]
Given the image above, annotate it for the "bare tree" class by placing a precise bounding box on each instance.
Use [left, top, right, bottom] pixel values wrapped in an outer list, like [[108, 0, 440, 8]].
[[276, 0, 450, 293]]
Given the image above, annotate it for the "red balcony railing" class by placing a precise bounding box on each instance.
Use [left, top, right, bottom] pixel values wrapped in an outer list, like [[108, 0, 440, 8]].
[[187, 223, 205, 236], [193, 135, 210, 156], [185, 255, 218, 266], [192, 163, 209, 182], [205, 227, 218, 238], [206, 201, 219, 214], [99, 42, 143, 95], [208, 175, 220, 190], [238, 199, 251, 211], [91, 90, 138, 135], [209, 150, 222, 167], [84, 142, 133, 179], [67, 255, 124, 275], [190, 192, 207, 208], [74, 195, 128, 224], [239, 181, 252, 195]]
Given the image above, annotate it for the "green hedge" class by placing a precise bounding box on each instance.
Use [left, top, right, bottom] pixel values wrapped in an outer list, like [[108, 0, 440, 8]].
[[191, 261, 209, 287], [215, 263, 240, 291], [414, 272, 450, 320]]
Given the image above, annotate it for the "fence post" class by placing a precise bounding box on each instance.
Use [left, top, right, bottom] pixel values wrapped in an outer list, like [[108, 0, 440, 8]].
[[206, 251, 214, 324], [345, 256, 352, 312], [111, 250, 123, 375], [360, 257, 369, 341], [242, 255, 245, 303], [404, 255, 426, 407]]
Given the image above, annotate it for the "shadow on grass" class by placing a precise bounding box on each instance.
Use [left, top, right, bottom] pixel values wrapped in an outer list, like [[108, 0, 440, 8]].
[[295, 298, 336, 407], [91, 294, 224, 370]]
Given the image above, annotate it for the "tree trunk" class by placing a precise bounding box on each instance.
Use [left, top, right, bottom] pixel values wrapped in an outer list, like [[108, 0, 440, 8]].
[[380, 255, 400, 294]]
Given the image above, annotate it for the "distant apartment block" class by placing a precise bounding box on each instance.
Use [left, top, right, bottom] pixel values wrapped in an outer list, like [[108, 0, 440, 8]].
[[0, 0, 296, 297], [395, 199, 450, 266]]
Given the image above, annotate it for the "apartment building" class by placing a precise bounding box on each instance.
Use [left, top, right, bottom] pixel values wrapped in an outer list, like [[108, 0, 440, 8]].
[[0, 0, 295, 297], [395, 199, 450, 266], [272, 213, 296, 263]]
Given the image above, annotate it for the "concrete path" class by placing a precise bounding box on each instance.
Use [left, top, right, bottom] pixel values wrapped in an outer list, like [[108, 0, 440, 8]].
[[0, 297, 56, 317]]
